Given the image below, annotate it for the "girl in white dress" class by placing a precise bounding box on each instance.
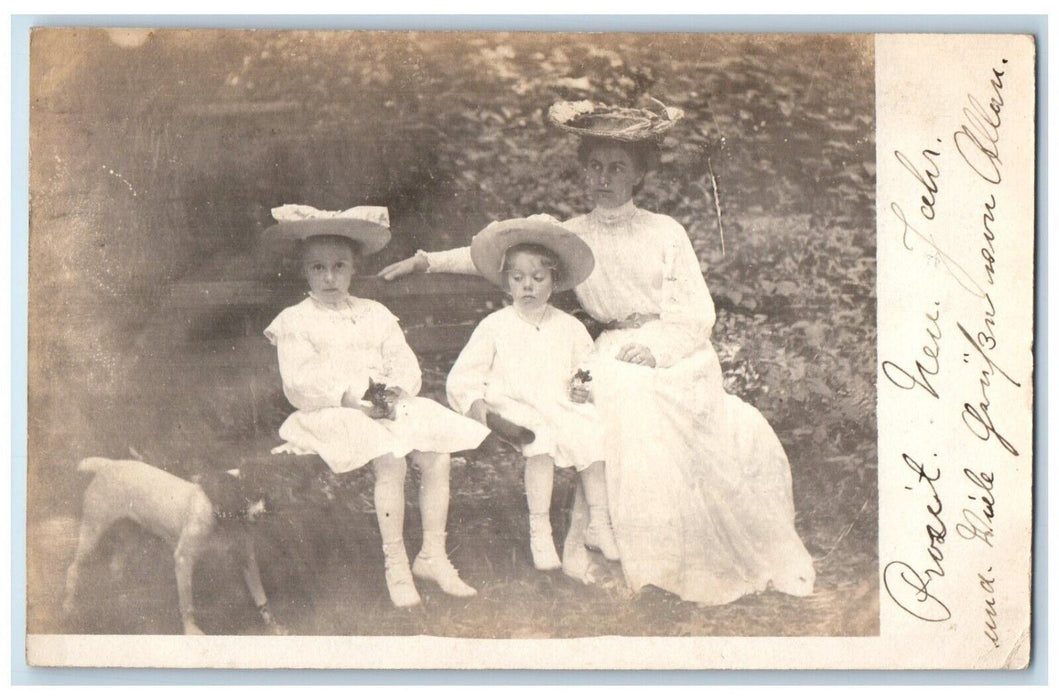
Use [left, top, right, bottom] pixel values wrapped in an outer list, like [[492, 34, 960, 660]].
[[446, 219, 619, 570], [379, 102, 816, 606], [262, 205, 489, 608]]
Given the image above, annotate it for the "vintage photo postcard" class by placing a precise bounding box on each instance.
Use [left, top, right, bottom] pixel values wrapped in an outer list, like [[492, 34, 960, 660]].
[[24, 29, 1035, 669]]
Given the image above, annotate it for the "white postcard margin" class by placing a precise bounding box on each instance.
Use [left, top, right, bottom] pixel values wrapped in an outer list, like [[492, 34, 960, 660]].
[[26, 32, 1036, 670]]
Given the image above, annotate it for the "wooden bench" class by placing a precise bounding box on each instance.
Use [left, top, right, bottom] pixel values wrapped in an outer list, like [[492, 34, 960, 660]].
[[156, 273, 585, 366]]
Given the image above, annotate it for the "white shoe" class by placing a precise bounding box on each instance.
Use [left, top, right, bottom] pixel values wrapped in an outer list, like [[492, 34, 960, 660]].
[[383, 546, 422, 608], [585, 520, 621, 561], [412, 554, 477, 598], [530, 533, 562, 571]]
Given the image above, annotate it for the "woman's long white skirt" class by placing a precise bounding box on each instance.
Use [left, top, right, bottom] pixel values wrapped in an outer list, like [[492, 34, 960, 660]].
[[563, 329, 816, 605]]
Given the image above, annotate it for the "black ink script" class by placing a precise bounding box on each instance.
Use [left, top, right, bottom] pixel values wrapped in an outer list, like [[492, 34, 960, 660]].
[[890, 202, 988, 299], [957, 468, 996, 547], [955, 60, 1007, 184], [895, 143, 942, 220], [884, 454, 951, 622], [958, 322, 1022, 455], [980, 569, 1001, 648], [882, 301, 942, 399]]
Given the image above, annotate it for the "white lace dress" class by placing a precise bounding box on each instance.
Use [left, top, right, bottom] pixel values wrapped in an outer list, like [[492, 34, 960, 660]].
[[264, 294, 489, 473], [446, 304, 605, 470], [426, 201, 815, 605]]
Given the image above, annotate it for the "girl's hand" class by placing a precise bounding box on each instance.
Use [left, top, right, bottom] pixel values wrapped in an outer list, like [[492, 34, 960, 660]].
[[360, 403, 392, 420], [340, 387, 364, 409], [468, 399, 490, 424], [570, 385, 591, 404], [617, 343, 656, 367], [377, 253, 427, 281]]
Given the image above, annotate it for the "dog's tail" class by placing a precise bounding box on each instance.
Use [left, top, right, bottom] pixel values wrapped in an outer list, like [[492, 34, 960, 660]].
[[77, 457, 113, 473]]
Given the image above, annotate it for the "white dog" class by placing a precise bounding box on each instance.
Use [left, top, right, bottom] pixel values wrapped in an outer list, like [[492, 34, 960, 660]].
[[62, 457, 285, 635]]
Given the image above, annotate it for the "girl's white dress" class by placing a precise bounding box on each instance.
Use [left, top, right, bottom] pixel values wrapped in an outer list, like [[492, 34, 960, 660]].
[[426, 201, 816, 605], [265, 294, 489, 473], [447, 304, 605, 470]]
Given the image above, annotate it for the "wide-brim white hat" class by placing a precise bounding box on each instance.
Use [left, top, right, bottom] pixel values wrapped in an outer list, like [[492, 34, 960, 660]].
[[262, 204, 391, 255], [547, 99, 684, 142], [470, 216, 595, 293]]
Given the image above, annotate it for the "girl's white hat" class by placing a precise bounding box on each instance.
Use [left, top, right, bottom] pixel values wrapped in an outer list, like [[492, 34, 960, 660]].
[[470, 215, 595, 293], [263, 204, 391, 255]]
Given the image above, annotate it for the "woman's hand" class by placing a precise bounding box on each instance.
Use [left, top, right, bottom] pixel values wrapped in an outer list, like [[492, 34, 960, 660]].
[[615, 312, 660, 329], [377, 253, 428, 281], [617, 343, 656, 367]]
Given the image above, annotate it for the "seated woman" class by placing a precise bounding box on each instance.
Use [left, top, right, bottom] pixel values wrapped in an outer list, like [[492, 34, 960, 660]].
[[380, 102, 815, 605]]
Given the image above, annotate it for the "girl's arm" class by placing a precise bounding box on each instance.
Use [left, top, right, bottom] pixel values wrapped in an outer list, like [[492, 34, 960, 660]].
[[272, 331, 359, 410], [378, 314, 423, 397], [445, 319, 496, 418]]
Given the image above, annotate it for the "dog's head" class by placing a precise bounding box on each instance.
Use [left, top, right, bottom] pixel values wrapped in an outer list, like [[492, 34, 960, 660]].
[[193, 469, 270, 522]]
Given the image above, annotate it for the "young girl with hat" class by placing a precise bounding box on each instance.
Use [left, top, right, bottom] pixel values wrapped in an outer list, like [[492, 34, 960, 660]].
[[262, 204, 489, 608], [446, 216, 619, 571]]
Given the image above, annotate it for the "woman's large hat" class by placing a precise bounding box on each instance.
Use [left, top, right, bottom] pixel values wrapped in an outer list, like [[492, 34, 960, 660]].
[[471, 215, 595, 292], [547, 98, 684, 142], [263, 204, 391, 255]]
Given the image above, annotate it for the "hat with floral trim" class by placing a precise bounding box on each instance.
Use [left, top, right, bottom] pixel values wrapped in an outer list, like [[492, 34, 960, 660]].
[[547, 98, 684, 142]]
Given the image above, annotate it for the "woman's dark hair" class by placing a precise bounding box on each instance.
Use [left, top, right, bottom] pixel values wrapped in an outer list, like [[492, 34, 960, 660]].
[[502, 243, 563, 286], [576, 136, 661, 196]]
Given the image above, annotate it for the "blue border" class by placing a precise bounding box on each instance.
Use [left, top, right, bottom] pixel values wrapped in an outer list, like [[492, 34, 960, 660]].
[[10, 14, 1048, 685]]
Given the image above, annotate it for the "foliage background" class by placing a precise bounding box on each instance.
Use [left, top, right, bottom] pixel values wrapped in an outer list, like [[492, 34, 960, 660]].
[[28, 29, 877, 637]]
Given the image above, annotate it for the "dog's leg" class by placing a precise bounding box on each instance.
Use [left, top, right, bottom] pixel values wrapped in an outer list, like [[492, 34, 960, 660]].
[[62, 513, 108, 615], [240, 535, 287, 635], [174, 522, 210, 635]]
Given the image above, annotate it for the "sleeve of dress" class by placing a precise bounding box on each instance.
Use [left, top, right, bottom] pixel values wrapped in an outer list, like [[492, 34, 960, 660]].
[[424, 246, 477, 275], [569, 317, 596, 372], [377, 312, 423, 396], [265, 313, 351, 410], [644, 220, 717, 368], [445, 318, 496, 416]]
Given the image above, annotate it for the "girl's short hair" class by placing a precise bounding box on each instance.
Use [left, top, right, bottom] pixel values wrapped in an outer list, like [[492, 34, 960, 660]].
[[296, 235, 363, 261], [502, 243, 563, 285]]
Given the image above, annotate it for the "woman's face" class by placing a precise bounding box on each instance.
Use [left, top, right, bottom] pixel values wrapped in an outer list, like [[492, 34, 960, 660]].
[[583, 143, 644, 209], [302, 238, 356, 303], [504, 251, 555, 314]]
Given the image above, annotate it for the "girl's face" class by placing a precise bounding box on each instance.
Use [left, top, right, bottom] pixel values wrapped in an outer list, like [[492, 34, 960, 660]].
[[583, 143, 644, 210], [302, 238, 356, 303], [504, 251, 555, 313]]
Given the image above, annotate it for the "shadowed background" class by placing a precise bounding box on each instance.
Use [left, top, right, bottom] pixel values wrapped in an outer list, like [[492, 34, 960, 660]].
[[29, 29, 877, 637]]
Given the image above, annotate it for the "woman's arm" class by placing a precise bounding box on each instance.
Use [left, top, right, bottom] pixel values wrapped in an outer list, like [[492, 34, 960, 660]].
[[378, 246, 477, 279], [636, 221, 716, 367]]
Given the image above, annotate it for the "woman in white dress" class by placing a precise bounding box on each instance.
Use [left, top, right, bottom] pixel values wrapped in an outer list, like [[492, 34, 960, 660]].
[[379, 103, 816, 605]]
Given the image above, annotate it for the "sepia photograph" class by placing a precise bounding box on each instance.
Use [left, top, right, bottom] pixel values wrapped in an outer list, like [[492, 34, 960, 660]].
[[28, 28, 877, 642], [22, 26, 1033, 670]]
